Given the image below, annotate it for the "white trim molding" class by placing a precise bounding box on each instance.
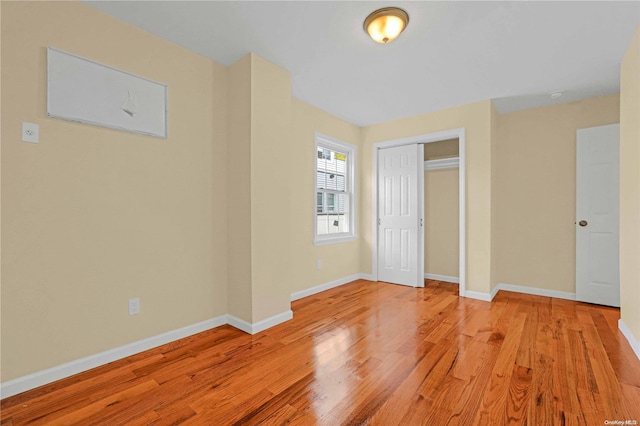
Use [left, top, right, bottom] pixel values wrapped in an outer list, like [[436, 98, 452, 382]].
[[463, 283, 577, 303], [490, 285, 501, 301], [253, 310, 293, 334], [424, 157, 459, 170], [464, 290, 493, 302], [1, 308, 297, 399], [314, 132, 358, 246], [618, 319, 640, 360], [371, 128, 466, 298], [226, 315, 254, 334], [291, 273, 374, 301], [0, 315, 228, 399], [424, 273, 459, 284], [227, 310, 294, 335], [313, 235, 357, 246], [496, 283, 576, 301], [1, 273, 379, 399]]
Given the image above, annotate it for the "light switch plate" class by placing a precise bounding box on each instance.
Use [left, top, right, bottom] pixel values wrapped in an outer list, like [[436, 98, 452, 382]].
[[22, 122, 39, 143]]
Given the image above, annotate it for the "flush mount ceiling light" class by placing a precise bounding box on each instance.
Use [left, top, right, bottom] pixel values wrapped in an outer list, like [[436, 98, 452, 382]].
[[364, 7, 409, 44]]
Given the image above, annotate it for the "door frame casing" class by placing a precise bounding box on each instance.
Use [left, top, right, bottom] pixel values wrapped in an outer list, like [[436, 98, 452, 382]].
[[371, 128, 467, 296]]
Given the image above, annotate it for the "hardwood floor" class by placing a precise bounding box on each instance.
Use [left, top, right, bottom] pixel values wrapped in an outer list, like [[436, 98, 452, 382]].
[[2, 279, 640, 425]]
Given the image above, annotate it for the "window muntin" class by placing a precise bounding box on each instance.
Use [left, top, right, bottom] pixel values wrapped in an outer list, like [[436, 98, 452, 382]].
[[314, 134, 356, 245]]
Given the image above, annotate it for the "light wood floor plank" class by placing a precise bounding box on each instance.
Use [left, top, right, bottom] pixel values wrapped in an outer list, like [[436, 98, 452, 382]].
[[2, 280, 639, 425]]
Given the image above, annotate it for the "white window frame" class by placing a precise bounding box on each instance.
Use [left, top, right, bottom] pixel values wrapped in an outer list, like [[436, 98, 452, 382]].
[[314, 132, 357, 246]]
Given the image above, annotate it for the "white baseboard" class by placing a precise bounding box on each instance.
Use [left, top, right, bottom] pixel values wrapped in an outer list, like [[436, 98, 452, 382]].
[[2, 275, 587, 399], [358, 273, 375, 281], [619, 319, 640, 361], [227, 310, 294, 335], [2, 307, 297, 399], [226, 314, 253, 334], [424, 273, 459, 284], [463, 283, 577, 304], [0, 315, 228, 399], [252, 310, 293, 334], [291, 273, 364, 301], [490, 284, 500, 300], [497, 283, 576, 301], [464, 290, 493, 302], [2, 271, 374, 399]]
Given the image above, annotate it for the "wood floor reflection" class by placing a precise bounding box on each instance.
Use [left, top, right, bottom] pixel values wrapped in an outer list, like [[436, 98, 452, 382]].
[[2, 279, 640, 425]]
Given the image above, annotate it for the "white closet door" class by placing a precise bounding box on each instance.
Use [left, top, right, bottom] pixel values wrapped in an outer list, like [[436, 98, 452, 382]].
[[377, 144, 423, 287]]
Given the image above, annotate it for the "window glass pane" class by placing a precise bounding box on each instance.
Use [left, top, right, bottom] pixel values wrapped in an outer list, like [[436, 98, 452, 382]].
[[316, 193, 349, 224], [327, 193, 335, 212], [326, 214, 348, 234], [316, 148, 347, 192], [315, 138, 354, 242], [329, 176, 336, 191], [317, 214, 329, 235]]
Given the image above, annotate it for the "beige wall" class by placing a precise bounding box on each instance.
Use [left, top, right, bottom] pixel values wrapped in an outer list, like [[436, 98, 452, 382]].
[[227, 59, 363, 320], [493, 94, 620, 293], [227, 54, 296, 324], [490, 101, 499, 292], [290, 99, 361, 293], [2, 0, 636, 387], [0, 2, 364, 383], [620, 26, 640, 346], [361, 101, 494, 295], [424, 169, 459, 278], [1, 2, 228, 381], [227, 55, 253, 322], [250, 55, 293, 322], [424, 139, 459, 160]]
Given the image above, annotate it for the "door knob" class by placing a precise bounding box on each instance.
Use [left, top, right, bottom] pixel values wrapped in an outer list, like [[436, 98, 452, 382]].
[[579, 220, 588, 227]]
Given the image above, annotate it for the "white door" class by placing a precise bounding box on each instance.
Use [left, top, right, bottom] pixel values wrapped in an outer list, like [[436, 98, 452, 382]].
[[576, 124, 620, 307], [377, 144, 424, 287]]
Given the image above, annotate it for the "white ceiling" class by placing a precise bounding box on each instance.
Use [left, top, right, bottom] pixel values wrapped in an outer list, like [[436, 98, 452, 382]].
[[84, 1, 640, 126]]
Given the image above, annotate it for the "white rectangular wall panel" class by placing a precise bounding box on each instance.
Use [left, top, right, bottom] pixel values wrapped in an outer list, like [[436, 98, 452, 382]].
[[47, 47, 167, 138]]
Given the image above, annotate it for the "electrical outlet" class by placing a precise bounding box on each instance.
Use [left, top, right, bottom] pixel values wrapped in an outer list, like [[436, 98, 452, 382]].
[[22, 122, 39, 143], [128, 298, 140, 315], [317, 259, 322, 270]]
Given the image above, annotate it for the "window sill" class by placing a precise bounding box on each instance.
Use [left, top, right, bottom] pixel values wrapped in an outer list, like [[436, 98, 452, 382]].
[[313, 234, 358, 246]]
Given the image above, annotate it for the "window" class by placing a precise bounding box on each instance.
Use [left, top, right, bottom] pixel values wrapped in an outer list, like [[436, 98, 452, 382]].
[[314, 133, 357, 245]]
